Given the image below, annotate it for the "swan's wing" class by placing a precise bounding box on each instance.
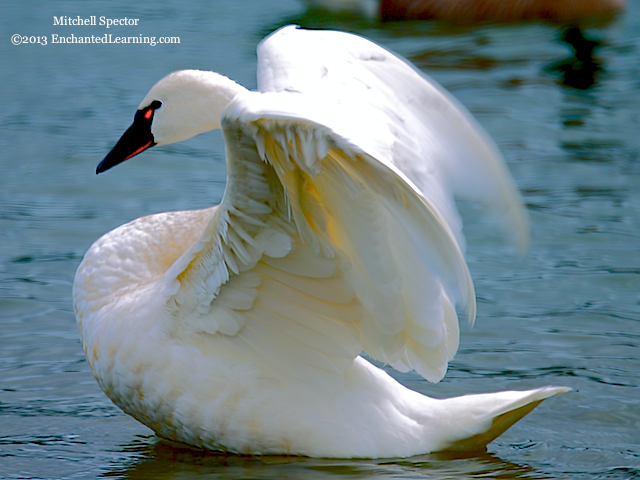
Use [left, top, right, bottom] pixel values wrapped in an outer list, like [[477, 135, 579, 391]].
[[160, 89, 473, 389], [257, 25, 529, 252]]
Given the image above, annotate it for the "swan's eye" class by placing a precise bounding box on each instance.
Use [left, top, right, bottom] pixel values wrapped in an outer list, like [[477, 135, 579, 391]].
[[142, 100, 163, 120]]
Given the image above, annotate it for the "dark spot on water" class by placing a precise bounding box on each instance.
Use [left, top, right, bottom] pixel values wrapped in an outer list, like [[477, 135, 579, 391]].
[[547, 27, 604, 90], [11, 253, 79, 264]]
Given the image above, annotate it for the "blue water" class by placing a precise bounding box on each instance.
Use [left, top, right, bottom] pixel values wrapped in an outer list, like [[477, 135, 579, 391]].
[[1, 0, 639, 478]]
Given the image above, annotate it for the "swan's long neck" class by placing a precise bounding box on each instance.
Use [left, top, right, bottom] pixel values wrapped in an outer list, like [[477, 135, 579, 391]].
[[190, 71, 249, 132]]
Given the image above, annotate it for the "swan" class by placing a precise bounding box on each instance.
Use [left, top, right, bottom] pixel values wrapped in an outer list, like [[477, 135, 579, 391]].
[[300, 0, 625, 23], [73, 25, 568, 458]]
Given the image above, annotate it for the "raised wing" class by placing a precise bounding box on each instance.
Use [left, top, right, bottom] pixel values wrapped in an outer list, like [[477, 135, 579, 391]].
[[257, 25, 529, 253], [161, 88, 474, 389]]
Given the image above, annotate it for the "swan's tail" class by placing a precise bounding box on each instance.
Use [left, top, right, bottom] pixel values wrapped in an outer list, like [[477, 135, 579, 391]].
[[433, 386, 570, 452]]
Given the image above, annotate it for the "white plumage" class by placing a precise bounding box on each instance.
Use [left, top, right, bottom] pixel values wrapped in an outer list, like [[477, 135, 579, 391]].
[[73, 25, 567, 458]]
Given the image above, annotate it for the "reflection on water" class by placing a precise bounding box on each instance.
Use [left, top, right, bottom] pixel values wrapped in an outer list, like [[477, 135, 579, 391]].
[[548, 27, 603, 89], [108, 437, 542, 480], [2, 0, 640, 479]]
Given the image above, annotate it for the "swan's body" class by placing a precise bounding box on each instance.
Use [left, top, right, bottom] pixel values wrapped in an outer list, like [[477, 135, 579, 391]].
[[301, 0, 625, 22], [74, 26, 568, 458]]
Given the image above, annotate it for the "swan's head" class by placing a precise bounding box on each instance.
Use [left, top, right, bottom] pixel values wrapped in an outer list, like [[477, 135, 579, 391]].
[[97, 70, 246, 174]]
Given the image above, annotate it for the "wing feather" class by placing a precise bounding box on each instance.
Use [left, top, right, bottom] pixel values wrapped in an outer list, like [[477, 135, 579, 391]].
[[257, 25, 529, 253], [158, 26, 528, 389], [164, 89, 472, 386]]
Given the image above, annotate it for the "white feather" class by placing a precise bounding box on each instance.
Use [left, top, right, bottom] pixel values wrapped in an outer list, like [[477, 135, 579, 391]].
[[72, 26, 569, 459]]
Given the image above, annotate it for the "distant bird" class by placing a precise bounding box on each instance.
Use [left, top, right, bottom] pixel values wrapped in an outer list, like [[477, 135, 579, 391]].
[[301, 0, 625, 23], [73, 26, 568, 458]]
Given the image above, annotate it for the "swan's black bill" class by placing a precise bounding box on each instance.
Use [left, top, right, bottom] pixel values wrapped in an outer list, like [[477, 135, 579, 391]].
[[96, 107, 157, 174]]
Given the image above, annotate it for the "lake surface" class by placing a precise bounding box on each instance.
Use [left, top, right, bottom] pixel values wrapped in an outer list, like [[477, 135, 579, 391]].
[[1, 0, 639, 478]]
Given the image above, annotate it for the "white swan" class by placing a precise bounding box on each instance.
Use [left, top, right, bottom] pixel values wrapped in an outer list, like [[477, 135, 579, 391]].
[[301, 0, 625, 23], [73, 25, 568, 458]]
